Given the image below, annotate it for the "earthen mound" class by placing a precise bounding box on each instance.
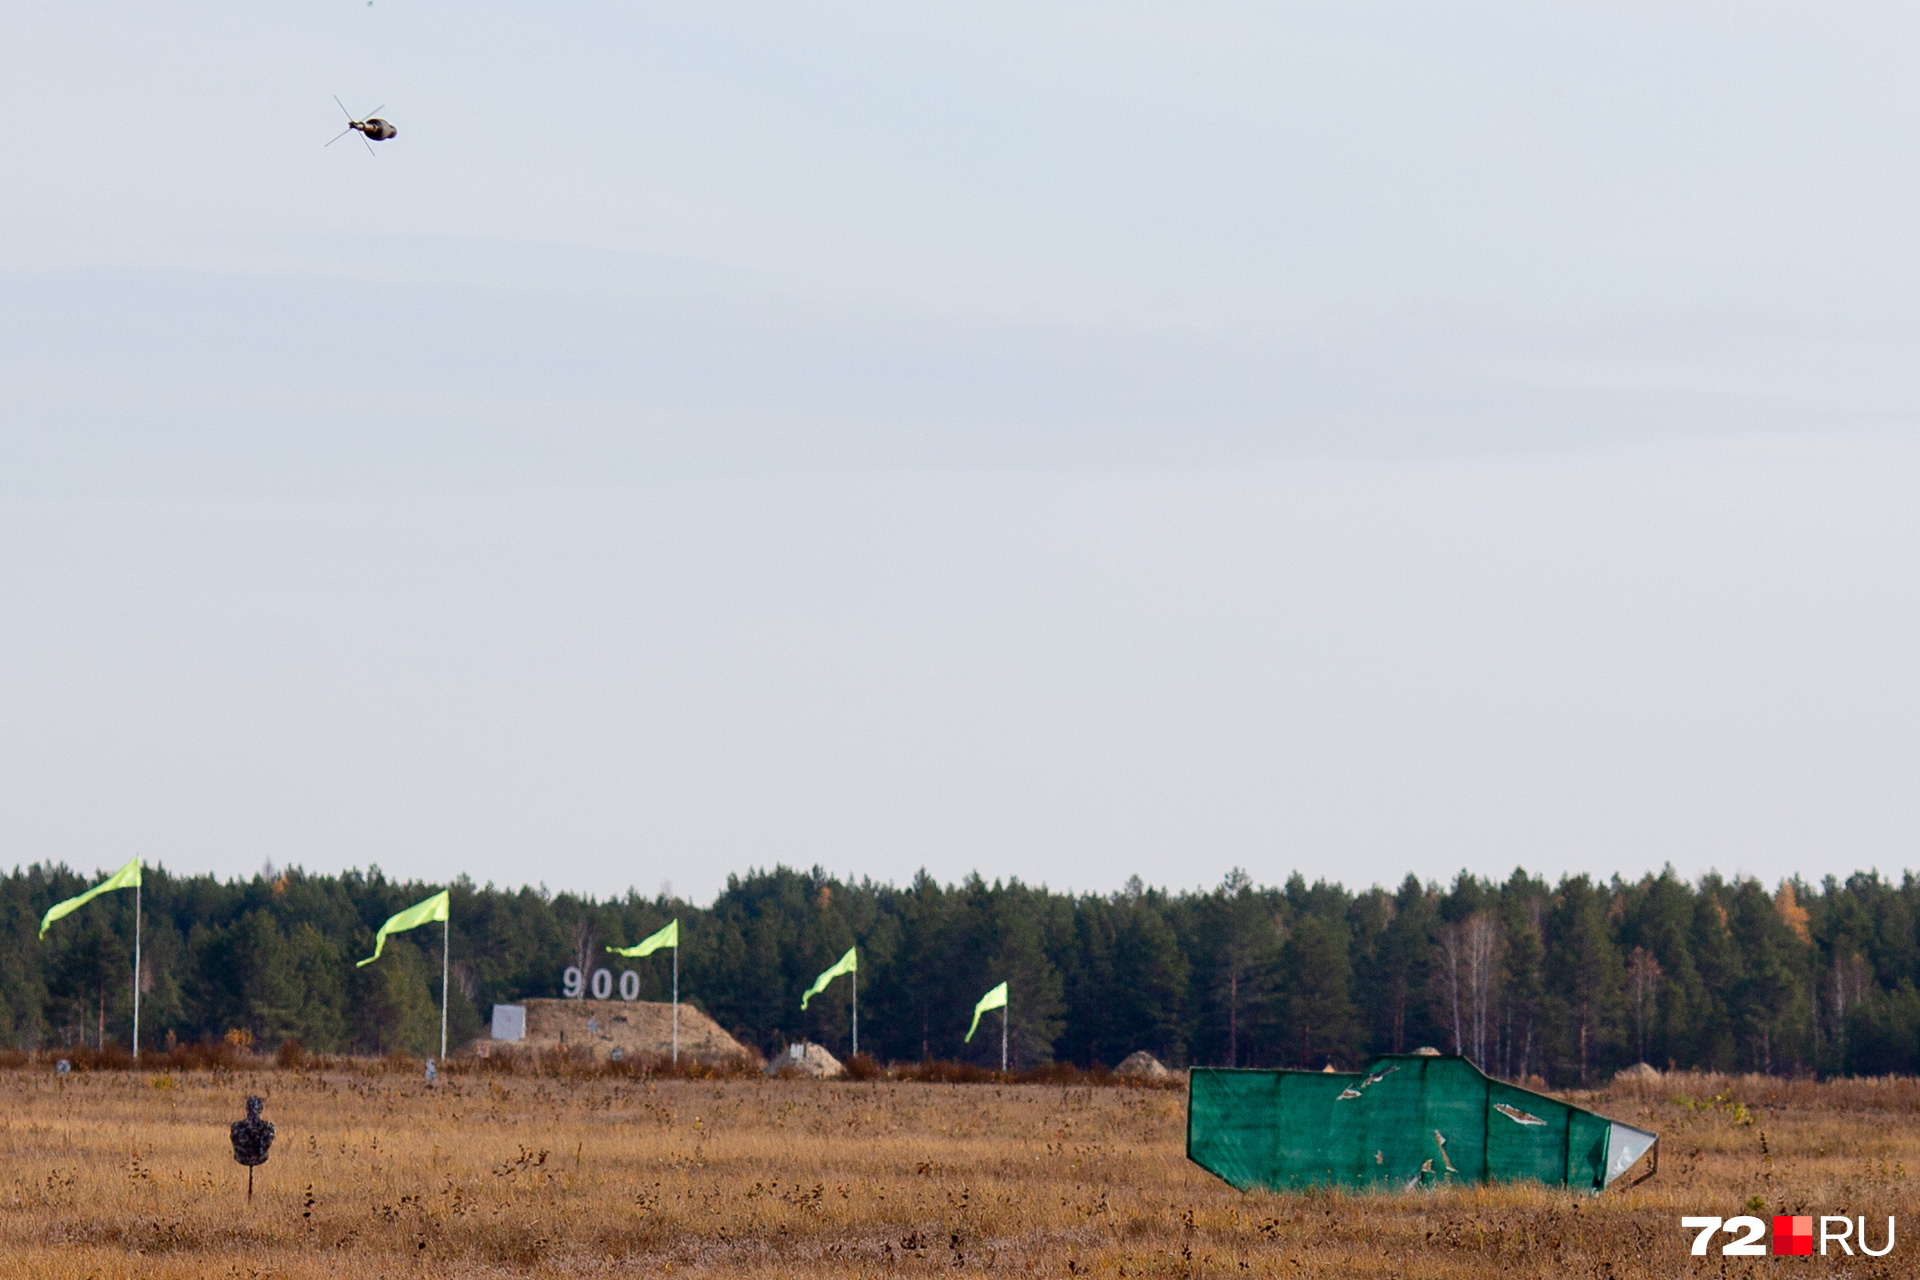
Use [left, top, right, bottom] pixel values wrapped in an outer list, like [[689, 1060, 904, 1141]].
[[1114, 1050, 1171, 1080], [496, 999, 755, 1067], [764, 1041, 845, 1079]]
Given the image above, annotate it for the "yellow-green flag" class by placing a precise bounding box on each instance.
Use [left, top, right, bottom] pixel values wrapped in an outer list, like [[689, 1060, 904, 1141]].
[[356, 890, 450, 967], [39, 857, 141, 938], [608, 919, 677, 957], [800, 946, 857, 1010], [965, 981, 1008, 1042]]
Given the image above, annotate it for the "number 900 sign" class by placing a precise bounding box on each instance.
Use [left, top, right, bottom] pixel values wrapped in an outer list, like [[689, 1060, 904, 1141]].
[[563, 966, 642, 1001]]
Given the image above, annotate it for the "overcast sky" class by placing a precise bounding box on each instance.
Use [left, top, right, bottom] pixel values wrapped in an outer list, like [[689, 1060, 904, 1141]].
[[2, 3, 1916, 903]]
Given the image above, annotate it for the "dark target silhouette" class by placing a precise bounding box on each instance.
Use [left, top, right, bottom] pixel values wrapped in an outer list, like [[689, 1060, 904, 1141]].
[[230, 1095, 275, 1200]]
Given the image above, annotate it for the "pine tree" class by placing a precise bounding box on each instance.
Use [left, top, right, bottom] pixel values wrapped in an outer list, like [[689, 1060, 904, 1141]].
[[1205, 871, 1279, 1066], [1280, 913, 1358, 1068], [1543, 877, 1625, 1085], [1370, 876, 1437, 1054], [352, 937, 439, 1056], [1496, 881, 1546, 1080], [1112, 897, 1190, 1066]]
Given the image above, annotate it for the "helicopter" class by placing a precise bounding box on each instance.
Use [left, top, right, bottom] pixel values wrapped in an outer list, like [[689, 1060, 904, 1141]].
[[327, 97, 397, 155]]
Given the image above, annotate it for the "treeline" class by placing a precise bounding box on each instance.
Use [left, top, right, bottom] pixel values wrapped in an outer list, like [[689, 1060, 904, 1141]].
[[1, 862, 1916, 1083]]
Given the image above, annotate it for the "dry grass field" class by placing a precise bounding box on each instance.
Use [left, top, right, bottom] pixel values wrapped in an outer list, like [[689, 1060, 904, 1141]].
[[0, 1060, 1914, 1278]]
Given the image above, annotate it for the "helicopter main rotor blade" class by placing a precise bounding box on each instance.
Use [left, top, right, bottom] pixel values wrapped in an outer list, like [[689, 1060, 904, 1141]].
[[334, 95, 354, 121], [325, 127, 354, 147], [365, 106, 384, 119], [361, 134, 377, 158]]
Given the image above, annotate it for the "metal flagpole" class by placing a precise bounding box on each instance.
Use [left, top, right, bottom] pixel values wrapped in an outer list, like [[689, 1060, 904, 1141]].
[[671, 942, 679, 1064], [1000, 1002, 1008, 1074], [851, 966, 858, 1059], [440, 912, 449, 1063], [132, 877, 141, 1061]]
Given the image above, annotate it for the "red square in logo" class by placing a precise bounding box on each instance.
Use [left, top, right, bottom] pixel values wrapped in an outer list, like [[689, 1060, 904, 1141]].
[[1774, 1215, 1813, 1256]]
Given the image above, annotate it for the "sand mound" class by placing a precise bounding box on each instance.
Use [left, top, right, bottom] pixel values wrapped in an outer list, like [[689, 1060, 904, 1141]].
[[491, 999, 756, 1066], [1615, 1062, 1661, 1082], [1114, 1051, 1170, 1080], [764, 1041, 845, 1079]]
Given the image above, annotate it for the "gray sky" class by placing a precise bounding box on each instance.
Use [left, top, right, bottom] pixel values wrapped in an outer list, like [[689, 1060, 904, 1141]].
[[2, 3, 1916, 902]]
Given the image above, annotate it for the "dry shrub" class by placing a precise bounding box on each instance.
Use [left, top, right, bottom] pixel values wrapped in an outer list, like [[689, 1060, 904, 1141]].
[[1647, 1069, 1920, 1113], [885, 1058, 1179, 1089], [160, 1040, 247, 1070], [6, 1039, 277, 1075], [459, 1044, 761, 1082]]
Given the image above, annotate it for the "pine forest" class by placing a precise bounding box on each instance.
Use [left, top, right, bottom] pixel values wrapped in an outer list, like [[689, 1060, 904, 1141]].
[[4, 862, 1916, 1083]]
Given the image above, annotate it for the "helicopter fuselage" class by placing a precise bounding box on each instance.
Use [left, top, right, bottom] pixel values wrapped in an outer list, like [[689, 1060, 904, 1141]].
[[353, 118, 398, 141]]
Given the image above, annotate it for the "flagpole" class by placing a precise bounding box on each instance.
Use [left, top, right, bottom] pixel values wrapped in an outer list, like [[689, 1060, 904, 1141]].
[[851, 966, 858, 1060], [671, 941, 679, 1065], [440, 911, 449, 1064], [1001, 1003, 1008, 1074], [131, 877, 141, 1062]]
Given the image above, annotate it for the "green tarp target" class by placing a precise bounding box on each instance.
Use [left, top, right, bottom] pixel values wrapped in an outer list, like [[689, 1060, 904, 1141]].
[[1187, 1054, 1656, 1193]]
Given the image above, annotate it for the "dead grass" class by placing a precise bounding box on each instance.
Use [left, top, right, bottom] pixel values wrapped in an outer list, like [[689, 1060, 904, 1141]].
[[0, 1065, 1911, 1277]]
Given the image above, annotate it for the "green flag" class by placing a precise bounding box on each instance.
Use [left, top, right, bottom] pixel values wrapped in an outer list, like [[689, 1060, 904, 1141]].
[[39, 857, 141, 939], [608, 919, 677, 957], [965, 981, 1008, 1042], [356, 890, 450, 967], [800, 946, 857, 1010]]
